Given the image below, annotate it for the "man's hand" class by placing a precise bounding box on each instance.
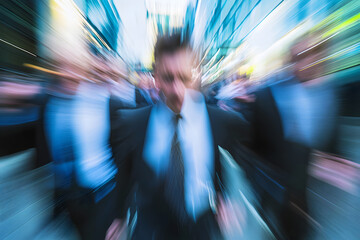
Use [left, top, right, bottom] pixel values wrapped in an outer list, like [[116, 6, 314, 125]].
[[216, 195, 247, 238], [217, 100, 233, 112], [235, 94, 256, 103], [105, 218, 127, 240]]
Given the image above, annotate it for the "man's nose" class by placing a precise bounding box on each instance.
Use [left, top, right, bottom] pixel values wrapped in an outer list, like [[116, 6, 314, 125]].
[[174, 77, 182, 84], [173, 78, 184, 90]]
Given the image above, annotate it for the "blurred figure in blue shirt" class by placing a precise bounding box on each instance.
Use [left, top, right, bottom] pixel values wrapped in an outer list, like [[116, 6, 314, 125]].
[[245, 34, 338, 240], [44, 58, 122, 240]]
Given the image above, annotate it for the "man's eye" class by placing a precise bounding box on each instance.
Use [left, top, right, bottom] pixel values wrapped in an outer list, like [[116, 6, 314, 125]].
[[180, 75, 189, 82], [163, 75, 174, 82]]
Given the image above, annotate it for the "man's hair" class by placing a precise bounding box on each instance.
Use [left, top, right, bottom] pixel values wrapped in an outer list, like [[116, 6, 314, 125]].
[[154, 33, 190, 62]]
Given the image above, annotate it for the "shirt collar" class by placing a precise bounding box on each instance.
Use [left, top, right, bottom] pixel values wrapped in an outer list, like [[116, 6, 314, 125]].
[[181, 89, 205, 122], [157, 89, 205, 123]]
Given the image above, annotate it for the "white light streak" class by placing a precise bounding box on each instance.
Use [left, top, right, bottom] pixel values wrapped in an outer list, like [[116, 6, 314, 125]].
[[0, 38, 37, 57]]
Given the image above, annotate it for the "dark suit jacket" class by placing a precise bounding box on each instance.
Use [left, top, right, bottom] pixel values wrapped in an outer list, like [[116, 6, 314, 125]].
[[135, 88, 152, 107], [248, 86, 311, 203], [110, 104, 251, 216], [0, 92, 50, 168]]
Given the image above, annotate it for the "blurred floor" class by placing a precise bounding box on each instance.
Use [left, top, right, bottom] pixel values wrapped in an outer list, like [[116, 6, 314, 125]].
[[306, 116, 360, 240], [307, 176, 360, 239], [0, 149, 79, 240], [220, 147, 276, 240], [0, 140, 359, 239]]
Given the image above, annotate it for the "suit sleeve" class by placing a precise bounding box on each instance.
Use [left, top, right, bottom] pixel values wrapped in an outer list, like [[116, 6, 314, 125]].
[[221, 108, 256, 181], [109, 106, 134, 219]]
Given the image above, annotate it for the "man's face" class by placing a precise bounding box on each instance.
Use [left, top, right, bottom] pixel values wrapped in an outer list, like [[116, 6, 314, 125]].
[[154, 48, 195, 113], [291, 39, 323, 82]]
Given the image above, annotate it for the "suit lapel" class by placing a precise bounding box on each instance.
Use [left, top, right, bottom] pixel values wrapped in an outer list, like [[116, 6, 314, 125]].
[[206, 105, 225, 194]]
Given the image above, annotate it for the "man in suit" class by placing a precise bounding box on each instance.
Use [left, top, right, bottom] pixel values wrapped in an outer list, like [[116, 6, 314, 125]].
[[245, 36, 330, 239], [111, 33, 251, 239], [0, 77, 50, 167], [42, 59, 126, 240]]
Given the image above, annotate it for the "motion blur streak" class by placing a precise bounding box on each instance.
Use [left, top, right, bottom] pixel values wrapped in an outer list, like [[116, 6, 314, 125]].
[[1, 0, 359, 239]]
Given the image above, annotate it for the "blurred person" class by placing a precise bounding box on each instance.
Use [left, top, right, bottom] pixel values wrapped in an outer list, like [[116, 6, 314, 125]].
[[0, 76, 42, 109], [110, 33, 251, 239], [203, 83, 220, 105], [216, 74, 255, 114], [106, 57, 155, 109], [134, 72, 152, 107], [102, 56, 136, 108], [43, 58, 124, 240], [135, 71, 159, 107], [0, 77, 41, 154], [244, 34, 335, 239], [215, 74, 245, 100], [204, 78, 227, 105], [0, 75, 52, 168]]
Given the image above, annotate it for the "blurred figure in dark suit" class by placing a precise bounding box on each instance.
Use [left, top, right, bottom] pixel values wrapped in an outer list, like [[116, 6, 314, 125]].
[[43, 57, 125, 240], [111, 33, 251, 240], [246, 35, 334, 239], [135, 71, 159, 107], [0, 74, 53, 170]]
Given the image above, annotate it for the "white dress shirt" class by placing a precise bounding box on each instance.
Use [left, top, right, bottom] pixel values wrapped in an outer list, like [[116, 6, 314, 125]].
[[143, 89, 215, 220], [46, 82, 117, 194], [271, 81, 313, 147], [110, 78, 136, 107]]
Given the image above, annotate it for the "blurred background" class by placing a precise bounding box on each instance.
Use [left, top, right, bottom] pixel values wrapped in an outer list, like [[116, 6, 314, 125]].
[[0, 0, 359, 239]]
